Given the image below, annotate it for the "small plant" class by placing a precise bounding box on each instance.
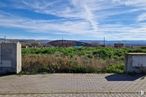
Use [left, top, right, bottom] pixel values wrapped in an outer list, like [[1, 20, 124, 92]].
[[21, 47, 138, 74], [105, 64, 124, 74]]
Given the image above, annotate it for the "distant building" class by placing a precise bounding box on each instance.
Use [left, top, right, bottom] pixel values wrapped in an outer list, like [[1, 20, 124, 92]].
[[114, 43, 124, 48]]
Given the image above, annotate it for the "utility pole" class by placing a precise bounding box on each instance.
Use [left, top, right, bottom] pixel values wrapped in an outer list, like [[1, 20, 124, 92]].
[[103, 37, 106, 47], [61, 35, 63, 47], [4, 35, 6, 43], [0, 34, 3, 64]]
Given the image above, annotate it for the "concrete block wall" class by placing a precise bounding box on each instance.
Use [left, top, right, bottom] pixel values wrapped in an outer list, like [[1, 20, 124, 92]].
[[125, 53, 146, 73], [0, 42, 22, 74]]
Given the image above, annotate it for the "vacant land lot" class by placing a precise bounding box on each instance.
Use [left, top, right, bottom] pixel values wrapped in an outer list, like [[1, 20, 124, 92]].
[[0, 74, 145, 97], [22, 47, 146, 74]]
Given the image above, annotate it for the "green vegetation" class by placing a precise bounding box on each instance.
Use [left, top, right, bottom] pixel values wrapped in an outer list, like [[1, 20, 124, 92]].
[[21, 47, 146, 74]]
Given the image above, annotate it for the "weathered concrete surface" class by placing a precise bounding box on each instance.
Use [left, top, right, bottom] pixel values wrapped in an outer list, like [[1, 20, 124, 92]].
[[125, 53, 146, 73], [0, 42, 21, 74], [0, 74, 146, 97]]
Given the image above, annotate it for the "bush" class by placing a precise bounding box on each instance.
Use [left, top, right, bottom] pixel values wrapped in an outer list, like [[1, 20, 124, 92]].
[[105, 64, 124, 74], [22, 47, 139, 74], [22, 54, 124, 74]]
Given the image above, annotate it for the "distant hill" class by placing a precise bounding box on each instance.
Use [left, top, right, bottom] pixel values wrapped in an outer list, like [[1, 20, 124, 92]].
[[80, 40, 146, 46], [47, 40, 92, 47], [1, 38, 146, 47]]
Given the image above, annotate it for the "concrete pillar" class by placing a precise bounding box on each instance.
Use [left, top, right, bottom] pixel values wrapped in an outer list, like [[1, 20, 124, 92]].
[[125, 53, 146, 73], [0, 42, 22, 74]]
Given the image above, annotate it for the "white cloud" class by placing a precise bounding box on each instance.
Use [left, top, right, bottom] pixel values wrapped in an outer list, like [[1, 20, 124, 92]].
[[71, 0, 99, 33], [0, 13, 92, 35], [0, 0, 146, 40], [137, 13, 146, 22]]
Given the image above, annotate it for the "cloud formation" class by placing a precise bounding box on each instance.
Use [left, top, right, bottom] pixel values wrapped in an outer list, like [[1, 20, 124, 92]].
[[0, 0, 145, 40]]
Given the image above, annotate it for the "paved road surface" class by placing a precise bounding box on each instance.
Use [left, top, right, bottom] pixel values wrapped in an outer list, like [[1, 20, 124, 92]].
[[0, 74, 146, 97]]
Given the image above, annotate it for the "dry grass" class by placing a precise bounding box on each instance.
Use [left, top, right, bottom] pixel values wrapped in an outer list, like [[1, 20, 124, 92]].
[[22, 54, 123, 74]]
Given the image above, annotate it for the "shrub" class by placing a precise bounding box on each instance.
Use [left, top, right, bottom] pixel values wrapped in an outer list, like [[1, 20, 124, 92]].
[[22, 54, 124, 74], [21, 47, 132, 74], [105, 64, 124, 74]]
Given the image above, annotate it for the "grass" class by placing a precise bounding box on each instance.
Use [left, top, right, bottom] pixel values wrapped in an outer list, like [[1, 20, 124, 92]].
[[21, 54, 124, 74], [21, 46, 146, 74]]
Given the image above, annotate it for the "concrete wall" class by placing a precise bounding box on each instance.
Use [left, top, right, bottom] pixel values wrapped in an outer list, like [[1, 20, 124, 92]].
[[0, 42, 21, 74], [125, 53, 146, 73]]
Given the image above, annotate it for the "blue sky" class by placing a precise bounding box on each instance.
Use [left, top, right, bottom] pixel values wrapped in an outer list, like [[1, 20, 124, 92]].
[[0, 0, 146, 40]]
